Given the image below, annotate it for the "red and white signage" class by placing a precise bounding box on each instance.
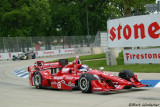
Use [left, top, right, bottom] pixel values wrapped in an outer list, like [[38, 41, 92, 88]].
[[0, 48, 75, 60], [36, 48, 74, 57], [0, 52, 21, 60], [36, 50, 59, 57], [107, 14, 160, 47], [59, 48, 75, 55], [0, 54, 1, 57], [123, 48, 160, 64]]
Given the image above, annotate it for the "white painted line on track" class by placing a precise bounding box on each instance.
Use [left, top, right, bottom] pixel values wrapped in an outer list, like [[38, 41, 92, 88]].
[[13, 66, 30, 79], [155, 82, 160, 87]]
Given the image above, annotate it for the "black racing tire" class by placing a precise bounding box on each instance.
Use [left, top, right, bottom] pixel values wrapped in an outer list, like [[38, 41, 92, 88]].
[[118, 70, 134, 89], [118, 70, 134, 79], [12, 56, 16, 61], [78, 73, 95, 93], [32, 53, 36, 59], [123, 86, 132, 89], [20, 56, 23, 60], [26, 55, 29, 60], [33, 71, 42, 89]]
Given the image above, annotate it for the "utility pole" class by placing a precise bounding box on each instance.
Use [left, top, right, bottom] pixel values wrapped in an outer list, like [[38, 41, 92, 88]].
[[86, 5, 91, 47]]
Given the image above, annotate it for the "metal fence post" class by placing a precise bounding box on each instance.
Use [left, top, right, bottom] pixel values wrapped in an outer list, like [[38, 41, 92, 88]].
[[3, 37, 5, 52], [30, 37, 32, 51], [42, 37, 45, 51], [73, 36, 76, 48], [16, 37, 19, 52], [63, 36, 65, 49]]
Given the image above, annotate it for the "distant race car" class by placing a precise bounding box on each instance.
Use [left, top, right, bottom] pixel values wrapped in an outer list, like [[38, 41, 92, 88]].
[[28, 56, 149, 93], [13, 52, 36, 61]]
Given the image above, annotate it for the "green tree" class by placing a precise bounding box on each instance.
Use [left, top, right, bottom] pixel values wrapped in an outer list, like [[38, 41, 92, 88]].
[[0, 0, 51, 37], [80, 0, 122, 35], [48, 0, 83, 36], [119, 0, 156, 16], [0, 0, 156, 37]]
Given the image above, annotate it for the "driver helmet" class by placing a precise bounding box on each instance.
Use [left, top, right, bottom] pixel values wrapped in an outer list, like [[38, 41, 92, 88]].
[[79, 65, 89, 72]]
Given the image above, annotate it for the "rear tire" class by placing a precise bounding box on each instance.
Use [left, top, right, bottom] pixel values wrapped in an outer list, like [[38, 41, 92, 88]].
[[33, 71, 42, 89], [79, 73, 95, 93], [12, 56, 16, 61]]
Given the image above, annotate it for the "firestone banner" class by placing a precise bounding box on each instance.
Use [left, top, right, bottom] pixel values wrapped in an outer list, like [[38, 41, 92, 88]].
[[123, 48, 160, 64], [107, 14, 160, 47]]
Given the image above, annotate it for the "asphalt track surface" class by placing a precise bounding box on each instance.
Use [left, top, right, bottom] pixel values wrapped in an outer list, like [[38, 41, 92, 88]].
[[0, 54, 160, 107]]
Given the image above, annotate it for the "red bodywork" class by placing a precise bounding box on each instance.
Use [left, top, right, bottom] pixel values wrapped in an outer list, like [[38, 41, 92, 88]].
[[28, 59, 147, 92]]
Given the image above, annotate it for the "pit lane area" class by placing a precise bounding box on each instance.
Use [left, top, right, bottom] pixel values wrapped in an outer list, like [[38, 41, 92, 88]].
[[0, 55, 160, 107]]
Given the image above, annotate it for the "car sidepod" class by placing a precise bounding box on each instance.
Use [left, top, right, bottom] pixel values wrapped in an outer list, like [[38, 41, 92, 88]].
[[50, 76, 79, 90]]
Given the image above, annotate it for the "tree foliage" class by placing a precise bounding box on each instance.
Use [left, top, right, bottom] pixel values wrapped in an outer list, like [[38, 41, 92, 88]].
[[0, 0, 156, 37], [119, 0, 155, 16], [0, 0, 51, 37]]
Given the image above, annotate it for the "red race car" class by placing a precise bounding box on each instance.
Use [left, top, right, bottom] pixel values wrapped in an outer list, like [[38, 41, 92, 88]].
[[28, 56, 148, 93]]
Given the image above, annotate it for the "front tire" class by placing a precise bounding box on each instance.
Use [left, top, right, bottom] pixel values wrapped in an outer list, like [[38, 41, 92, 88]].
[[79, 73, 95, 93], [32, 53, 36, 59], [118, 70, 134, 89], [33, 71, 42, 89], [118, 70, 134, 79]]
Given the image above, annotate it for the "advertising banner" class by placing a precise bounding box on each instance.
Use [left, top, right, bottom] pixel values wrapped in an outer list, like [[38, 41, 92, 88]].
[[59, 48, 75, 54], [123, 48, 160, 64], [107, 14, 160, 47], [0, 48, 75, 60], [36, 48, 74, 57]]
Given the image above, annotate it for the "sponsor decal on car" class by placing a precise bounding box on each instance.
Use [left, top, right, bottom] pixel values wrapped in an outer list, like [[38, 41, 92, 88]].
[[74, 77, 79, 80], [61, 80, 65, 84], [72, 70, 76, 74], [68, 81, 75, 86], [62, 68, 70, 73], [54, 77, 63, 80], [113, 82, 119, 85], [93, 87, 102, 90], [44, 62, 59, 66], [77, 73, 82, 75], [57, 82, 61, 89], [65, 77, 73, 81], [103, 72, 109, 75], [51, 81, 57, 85]]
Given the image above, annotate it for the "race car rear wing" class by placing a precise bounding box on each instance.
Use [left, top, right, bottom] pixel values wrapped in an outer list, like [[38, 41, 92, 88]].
[[28, 59, 68, 72]]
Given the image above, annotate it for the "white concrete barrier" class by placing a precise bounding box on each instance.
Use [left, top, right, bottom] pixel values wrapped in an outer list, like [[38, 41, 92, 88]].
[[74, 47, 91, 54], [91, 47, 104, 54]]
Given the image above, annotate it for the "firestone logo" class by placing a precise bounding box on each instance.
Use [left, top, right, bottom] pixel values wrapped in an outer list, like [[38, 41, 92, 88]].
[[125, 53, 160, 61], [109, 22, 160, 41]]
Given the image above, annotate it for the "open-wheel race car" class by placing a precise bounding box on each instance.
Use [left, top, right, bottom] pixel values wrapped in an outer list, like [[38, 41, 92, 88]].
[[28, 56, 149, 93], [13, 52, 36, 61]]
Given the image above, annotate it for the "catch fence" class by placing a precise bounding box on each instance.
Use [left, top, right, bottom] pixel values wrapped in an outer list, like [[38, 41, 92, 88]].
[[0, 36, 95, 53]]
